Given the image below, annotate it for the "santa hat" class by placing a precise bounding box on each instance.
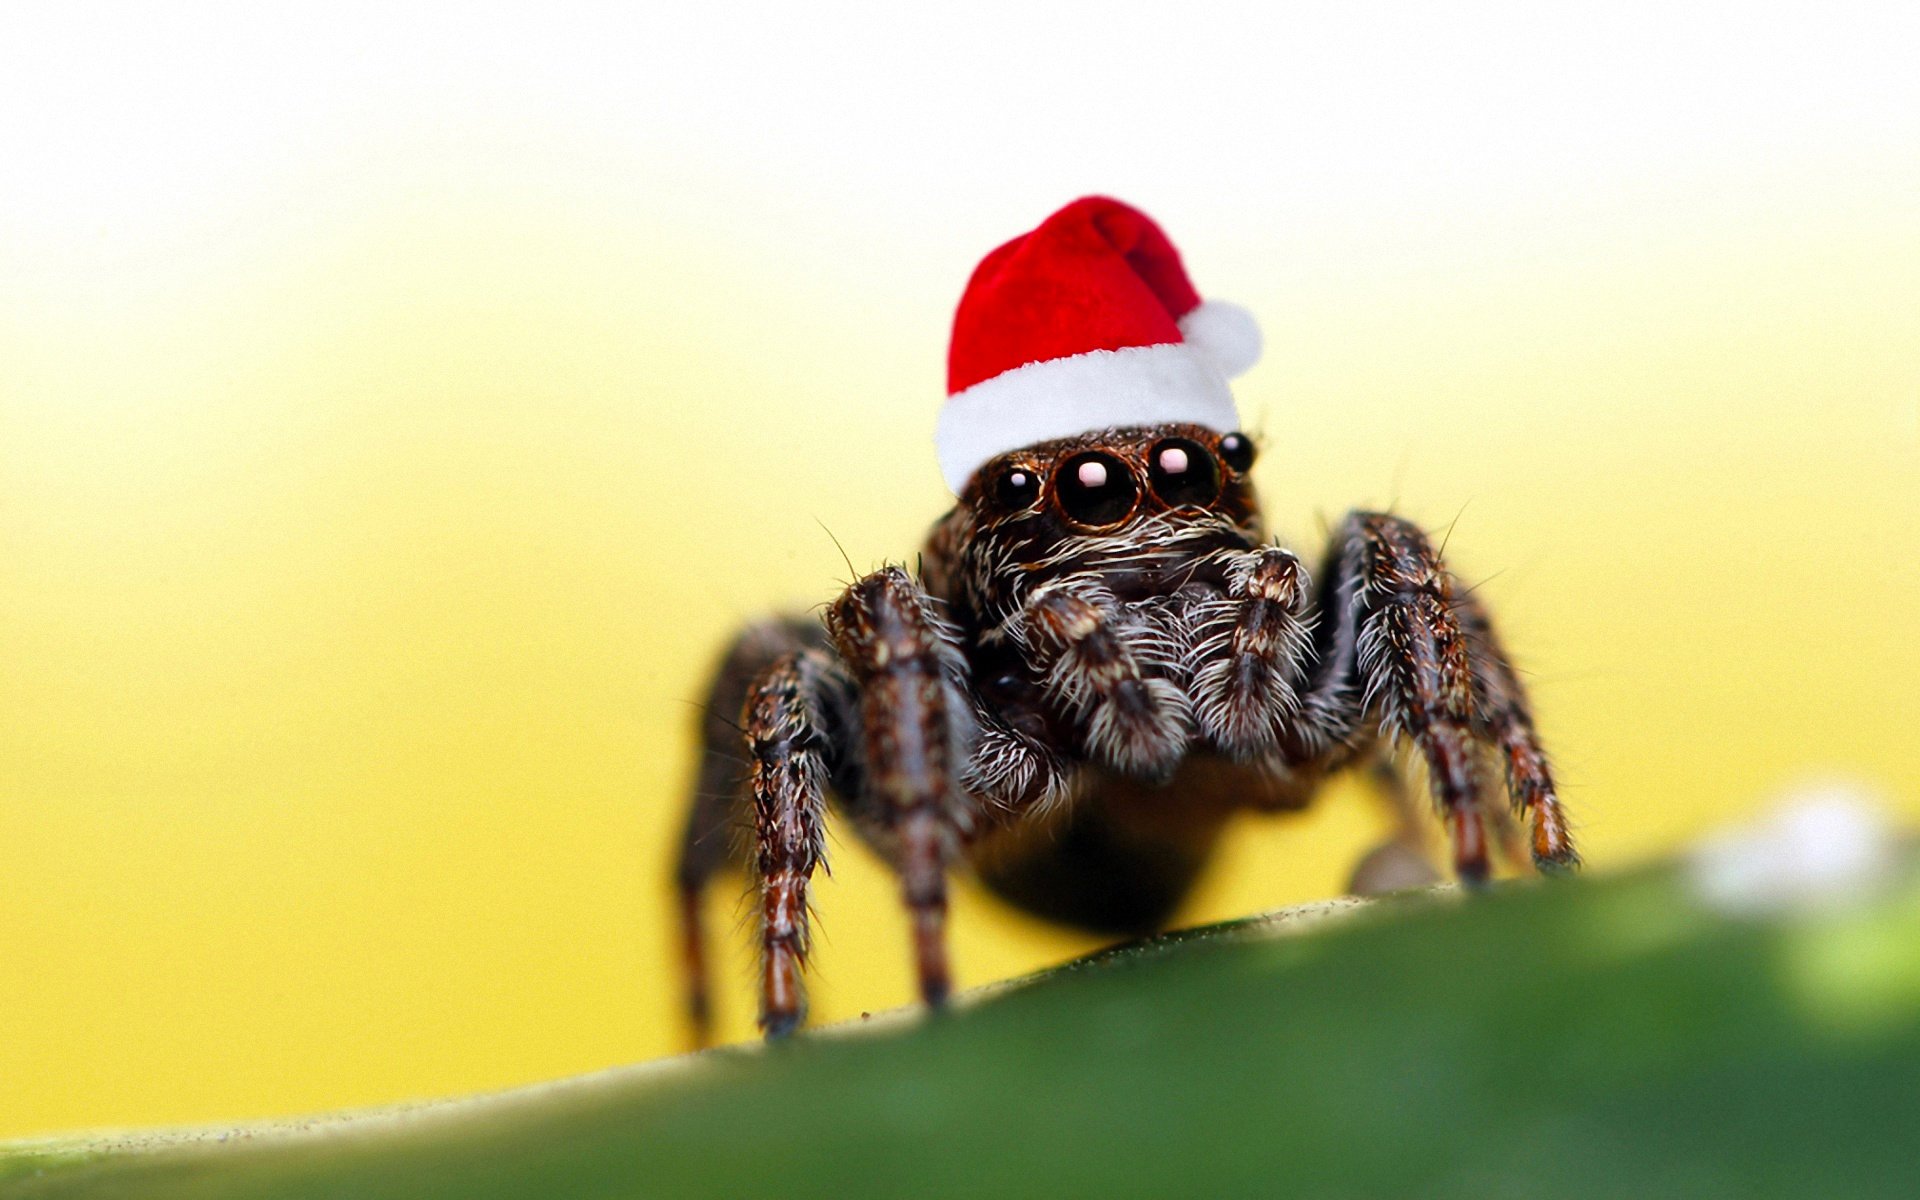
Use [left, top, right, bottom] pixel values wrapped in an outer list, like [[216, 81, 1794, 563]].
[[935, 196, 1261, 493]]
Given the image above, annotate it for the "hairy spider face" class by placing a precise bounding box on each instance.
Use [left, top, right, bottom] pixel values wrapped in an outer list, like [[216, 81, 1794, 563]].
[[965, 424, 1259, 532], [922, 423, 1266, 629]]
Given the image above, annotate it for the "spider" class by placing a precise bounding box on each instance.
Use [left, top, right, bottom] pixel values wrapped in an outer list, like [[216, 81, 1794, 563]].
[[671, 198, 1578, 1042]]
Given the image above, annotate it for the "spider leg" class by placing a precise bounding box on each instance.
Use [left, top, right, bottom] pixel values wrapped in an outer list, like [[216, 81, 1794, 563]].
[[1353, 740, 1531, 890], [1455, 586, 1581, 873], [963, 718, 1072, 816], [1296, 512, 1580, 882], [1186, 544, 1314, 759], [673, 618, 828, 1047], [825, 566, 977, 1015], [741, 644, 853, 1039], [1012, 580, 1191, 780]]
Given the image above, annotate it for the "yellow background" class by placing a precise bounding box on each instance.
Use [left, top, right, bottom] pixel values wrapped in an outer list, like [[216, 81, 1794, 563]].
[[2, 6, 1916, 1138]]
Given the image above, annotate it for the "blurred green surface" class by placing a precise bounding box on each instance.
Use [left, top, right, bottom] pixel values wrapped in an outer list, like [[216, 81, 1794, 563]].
[[6, 863, 1918, 1199]]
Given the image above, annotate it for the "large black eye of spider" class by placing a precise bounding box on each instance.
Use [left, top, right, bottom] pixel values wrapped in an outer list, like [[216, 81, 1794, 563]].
[[1054, 452, 1138, 527], [992, 465, 1041, 511], [1147, 438, 1220, 507], [1217, 432, 1256, 474]]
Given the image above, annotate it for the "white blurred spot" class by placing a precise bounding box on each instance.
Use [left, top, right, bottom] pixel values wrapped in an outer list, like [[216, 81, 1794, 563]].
[[1689, 783, 1898, 915]]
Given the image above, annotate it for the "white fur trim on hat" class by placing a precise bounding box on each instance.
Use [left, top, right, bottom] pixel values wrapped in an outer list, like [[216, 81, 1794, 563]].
[[1176, 300, 1262, 379], [934, 341, 1240, 493]]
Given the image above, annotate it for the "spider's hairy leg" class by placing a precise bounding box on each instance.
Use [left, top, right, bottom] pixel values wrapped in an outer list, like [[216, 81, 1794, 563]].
[[1188, 545, 1313, 759], [1302, 512, 1563, 883], [1352, 512, 1491, 881], [742, 646, 849, 1039], [826, 566, 975, 1012], [1361, 744, 1533, 884], [1017, 582, 1190, 780], [1456, 587, 1581, 873], [673, 618, 827, 1047]]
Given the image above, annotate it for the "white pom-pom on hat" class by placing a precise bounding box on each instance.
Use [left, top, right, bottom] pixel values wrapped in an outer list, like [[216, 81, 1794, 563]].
[[1177, 299, 1262, 380]]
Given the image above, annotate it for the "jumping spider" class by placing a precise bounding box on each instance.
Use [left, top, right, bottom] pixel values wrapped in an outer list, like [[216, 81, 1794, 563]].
[[671, 199, 1578, 1043], [674, 426, 1578, 1041]]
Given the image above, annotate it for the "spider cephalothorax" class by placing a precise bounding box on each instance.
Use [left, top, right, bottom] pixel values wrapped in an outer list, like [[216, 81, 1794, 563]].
[[671, 198, 1578, 1041], [925, 424, 1274, 787]]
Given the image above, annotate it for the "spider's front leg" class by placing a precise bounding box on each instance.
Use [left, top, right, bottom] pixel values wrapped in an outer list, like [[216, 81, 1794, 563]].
[[740, 644, 853, 1038], [1455, 584, 1580, 873], [824, 566, 978, 1015], [1013, 580, 1191, 779], [1302, 512, 1579, 881], [675, 617, 829, 1047], [1186, 544, 1315, 760]]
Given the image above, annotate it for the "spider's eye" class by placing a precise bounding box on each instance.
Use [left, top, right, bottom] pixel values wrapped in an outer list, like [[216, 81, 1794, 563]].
[[1054, 452, 1138, 527], [1148, 438, 1220, 508], [992, 466, 1041, 511], [1217, 432, 1256, 474]]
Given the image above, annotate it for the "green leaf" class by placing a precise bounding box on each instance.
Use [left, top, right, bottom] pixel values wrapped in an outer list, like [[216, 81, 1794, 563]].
[[7, 863, 1919, 1199]]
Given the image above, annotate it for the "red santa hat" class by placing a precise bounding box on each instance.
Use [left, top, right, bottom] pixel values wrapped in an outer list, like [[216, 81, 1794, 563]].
[[936, 196, 1261, 492]]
